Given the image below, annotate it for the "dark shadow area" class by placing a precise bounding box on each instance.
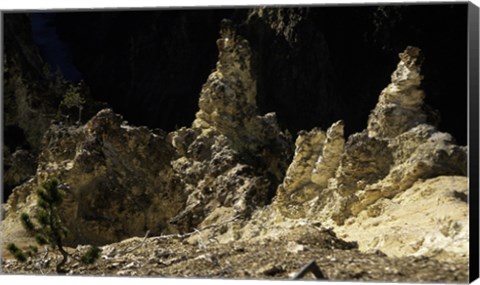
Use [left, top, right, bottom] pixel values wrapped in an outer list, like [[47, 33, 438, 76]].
[[46, 5, 467, 144], [54, 9, 241, 131]]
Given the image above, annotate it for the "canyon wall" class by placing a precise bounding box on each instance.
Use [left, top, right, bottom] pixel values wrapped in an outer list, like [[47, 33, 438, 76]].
[[2, 6, 469, 263]]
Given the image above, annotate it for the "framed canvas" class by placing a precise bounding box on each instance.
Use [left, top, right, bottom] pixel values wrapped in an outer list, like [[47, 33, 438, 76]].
[[1, 1, 479, 284]]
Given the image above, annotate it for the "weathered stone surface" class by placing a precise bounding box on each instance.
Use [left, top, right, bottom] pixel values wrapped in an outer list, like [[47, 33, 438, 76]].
[[2, 25, 293, 249], [2, 29, 468, 277], [311, 120, 345, 189], [334, 130, 392, 198], [0, 10, 471, 282], [168, 23, 293, 234], [275, 121, 344, 219], [338, 176, 469, 262], [192, 20, 291, 155], [268, 46, 468, 261], [2, 109, 186, 246], [367, 46, 427, 139], [281, 128, 326, 195], [350, 125, 467, 215]]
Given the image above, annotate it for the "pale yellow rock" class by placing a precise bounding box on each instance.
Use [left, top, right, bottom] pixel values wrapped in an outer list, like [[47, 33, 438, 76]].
[[275, 121, 345, 219], [337, 176, 468, 261], [350, 124, 467, 215], [2, 34, 469, 270], [265, 46, 468, 263], [367, 46, 427, 139], [168, 24, 293, 234], [311, 120, 345, 188], [282, 128, 326, 194]]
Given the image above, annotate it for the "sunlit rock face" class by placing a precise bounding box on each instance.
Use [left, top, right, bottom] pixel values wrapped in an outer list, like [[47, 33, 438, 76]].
[[2, 24, 294, 248], [3, 109, 186, 246], [275, 121, 344, 219], [311, 121, 345, 189], [169, 21, 293, 233], [268, 46, 468, 261], [367, 46, 427, 139], [336, 175, 469, 261], [2, 29, 468, 266]]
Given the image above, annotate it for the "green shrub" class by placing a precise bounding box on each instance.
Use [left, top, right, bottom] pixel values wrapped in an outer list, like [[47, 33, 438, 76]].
[[81, 246, 101, 265], [7, 243, 27, 262]]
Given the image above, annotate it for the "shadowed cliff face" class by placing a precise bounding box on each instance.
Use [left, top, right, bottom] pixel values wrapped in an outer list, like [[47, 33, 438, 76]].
[[308, 5, 468, 143], [48, 5, 466, 143], [54, 9, 244, 131]]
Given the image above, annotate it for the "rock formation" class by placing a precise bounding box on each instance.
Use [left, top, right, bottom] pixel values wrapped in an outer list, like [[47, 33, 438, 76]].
[[367, 46, 427, 138], [2, 14, 106, 202], [336, 175, 469, 261], [1, 22, 468, 277], [169, 20, 293, 235], [268, 46, 468, 260], [311, 121, 345, 189], [2, 109, 186, 246], [2, 22, 294, 248], [275, 121, 344, 219]]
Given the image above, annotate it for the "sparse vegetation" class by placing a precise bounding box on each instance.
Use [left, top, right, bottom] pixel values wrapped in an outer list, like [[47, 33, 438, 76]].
[[81, 246, 101, 265], [6, 243, 27, 262], [59, 82, 86, 124], [7, 177, 101, 273]]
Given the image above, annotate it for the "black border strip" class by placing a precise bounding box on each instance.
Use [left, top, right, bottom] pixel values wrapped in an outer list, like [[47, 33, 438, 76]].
[[469, 1, 479, 283], [0, 10, 4, 272], [0, 1, 472, 14]]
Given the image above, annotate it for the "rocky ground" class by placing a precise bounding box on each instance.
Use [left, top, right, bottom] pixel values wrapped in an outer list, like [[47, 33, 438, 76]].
[[1, 225, 468, 282]]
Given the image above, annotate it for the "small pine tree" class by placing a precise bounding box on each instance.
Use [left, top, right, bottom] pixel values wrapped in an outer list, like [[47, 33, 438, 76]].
[[60, 82, 86, 124], [7, 177, 101, 273]]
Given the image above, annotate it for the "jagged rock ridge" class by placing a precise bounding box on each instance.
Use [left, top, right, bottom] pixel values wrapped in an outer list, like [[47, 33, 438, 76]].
[[2, 24, 468, 270], [263, 46, 468, 260], [2, 22, 294, 247], [169, 20, 293, 233]]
